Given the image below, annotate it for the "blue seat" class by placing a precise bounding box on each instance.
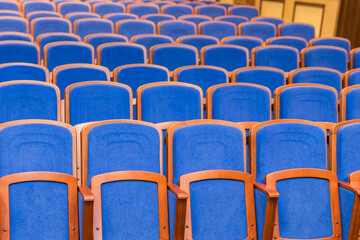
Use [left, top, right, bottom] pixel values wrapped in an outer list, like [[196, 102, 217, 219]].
[[239, 22, 276, 42], [0, 10, 22, 17], [53, 63, 110, 99], [302, 46, 347, 73], [74, 18, 113, 40], [104, 13, 138, 26], [195, 5, 226, 19], [158, 20, 196, 41], [345, 69, 360, 86], [0, 16, 27, 33], [37, 33, 81, 60], [0, 41, 39, 64], [174, 65, 227, 94], [0, 1, 19, 11], [57, 2, 90, 17], [232, 66, 285, 98], [252, 16, 283, 29], [153, 1, 175, 8], [0, 32, 33, 42], [136, 82, 202, 123], [31, 17, 71, 40], [142, 13, 175, 32], [229, 5, 258, 20], [266, 36, 307, 60], [206, 83, 271, 122], [310, 37, 351, 61], [179, 14, 212, 26], [85, 33, 127, 56], [150, 43, 198, 72], [27, 11, 62, 29], [162, 4, 193, 18], [44, 42, 94, 72], [290, 67, 342, 99], [274, 84, 338, 127], [93, 2, 125, 17], [127, 3, 159, 18], [177, 35, 218, 56], [215, 15, 248, 26], [201, 44, 248, 72], [340, 85, 360, 121], [0, 62, 49, 82], [350, 48, 360, 69], [222, 36, 263, 60], [114, 64, 169, 98], [131, 34, 173, 57], [97, 42, 146, 72], [65, 81, 132, 125], [65, 12, 100, 28], [0, 80, 60, 123], [252, 45, 299, 72], [199, 21, 236, 41], [23, 1, 55, 17], [279, 23, 315, 42], [116, 19, 155, 40]]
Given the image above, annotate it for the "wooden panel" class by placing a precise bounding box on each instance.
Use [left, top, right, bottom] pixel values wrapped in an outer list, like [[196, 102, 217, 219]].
[[293, 2, 324, 37], [337, 0, 360, 48], [260, 0, 285, 18]]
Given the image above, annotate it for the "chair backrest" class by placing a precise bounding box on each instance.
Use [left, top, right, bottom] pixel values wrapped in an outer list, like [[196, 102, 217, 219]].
[[23, 1, 55, 17], [31, 17, 71, 40], [177, 34, 218, 54], [214, 15, 248, 26], [104, 12, 138, 26], [93, 2, 125, 17], [0, 32, 33, 42], [340, 85, 360, 121], [232, 66, 285, 98], [131, 34, 173, 56], [206, 83, 271, 122], [97, 42, 146, 72], [65, 81, 132, 125], [279, 23, 315, 42], [162, 4, 193, 19], [136, 82, 203, 123], [150, 43, 198, 72], [222, 36, 263, 60], [310, 37, 351, 61], [85, 33, 127, 55], [199, 21, 236, 41], [66, 12, 100, 27], [266, 36, 307, 60], [201, 44, 248, 72], [28, 11, 62, 28], [142, 13, 175, 32], [167, 119, 246, 184], [127, 3, 159, 18], [0, 1, 19, 11], [0, 10, 22, 17], [252, 45, 299, 72], [350, 47, 360, 69], [239, 22, 276, 42], [251, 16, 283, 29], [195, 5, 226, 19], [44, 41, 94, 72], [0, 62, 49, 82], [53, 63, 110, 99], [91, 171, 169, 239], [57, 2, 90, 16], [250, 119, 327, 182], [116, 19, 155, 40], [274, 83, 338, 124], [158, 20, 196, 41], [0, 40, 39, 64], [114, 63, 169, 97], [302, 46, 348, 73], [178, 14, 212, 26], [0, 172, 79, 239], [0, 80, 60, 123], [81, 120, 163, 185], [344, 69, 360, 86], [229, 6, 258, 20], [0, 16, 27, 33], [74, 18, 113, 40]]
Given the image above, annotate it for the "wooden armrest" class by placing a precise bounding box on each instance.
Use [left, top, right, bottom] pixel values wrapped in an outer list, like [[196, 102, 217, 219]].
[[156, 121, 178, 131], [339, 181, 360, 195], [78, 185, 95, 202], [254, 183, 279, 198], [167, 183, 188, 199]]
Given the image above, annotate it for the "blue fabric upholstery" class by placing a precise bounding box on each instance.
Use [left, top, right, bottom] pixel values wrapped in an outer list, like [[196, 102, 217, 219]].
[[178, 35, 218, 54], [151, 44, 197, 71], [292, 68, 342, 98], [75, 19, 113, 40], [163, 5, 193, 18], [234, 67, 285, 97], [0, 122, 73, 176], [86, 122, 161, 185], [0, 63, 47, 82], [159, 20, 196, 41], [0, 32, 32, 42], [304, 47, 347, 73], [0, 2, 18, 11], [200, 21, 236, 41], [39, 33, 80, 59], [32, 17, 71, 39], [202, 45, 248, 71], [143, 14, 175, 32], [223, 36, 263, 60], [353, 50, 360, 69], [180, 15, 211, 26], [139, 83, 202, 123], [339, 187, 354, 240], [210, 84, 271, 122], [117, 20, 155, 40], [94, 3, 125, 17], [176, 66, 227, 93], [268, 37, 307, 60], [345, 88, 360, 120], [348, 70, 360, 86], [0, 11, 22, 17], [312, 38, 350, 61], [279, 85, 338, 122], [104, 13, 138, 26], [280, 23, 315, 42], [55, 65, 108, 99], [0, 17, 26, 33], [253, 17, 283, 28], [58, 2, 90, 17], [128, 4, 159, 18], [171, 123, 245, 183], [230, 6, 258, 20], [115, 64, 168, 97], [23, 2, 54, 17], [133, 35, 173, 56], [0, 41, 38, 64], [45, 42, 93, 72], [28, 12, 61, 26], [216, 3, 234, 9], [0, 82, 58, 123], [68, 83, 131, 125], [184, 2, 204, 8], [254, 46, 298, 72], [216, 16, 248, 26], [99, 43, 146, 72], [196, 5, 226, 19], [240, 22, 276, 42], [86, 34, 127, 55], [154, 2, 175, 8], [67, 13, 100, 26]]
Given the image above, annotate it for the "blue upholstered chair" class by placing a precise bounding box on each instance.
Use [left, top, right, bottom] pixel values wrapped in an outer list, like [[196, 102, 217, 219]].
[[0, 32, 33, 42], [344, 69, 360, 86], [66, 12, 100, 28], [142, 13, 175, 32], [279, 23, 315, 42], [0, 16, 27, 33], [104, 13, 138, 26], [0, 10, 22, 17], [28, 11, 62, 27], [222, 36, 263, 61], [266, 36, 307, 60], [57, 2, 90, 17], [0, 1, 19, 11], [158, 20, 196, 41], [131, 34, 173, 57], [127, 3, 159, 18], [37, 33, 81, 60], [199, 21, 236, 41], [252, 16, 283, 30], [229, 5, 258, 20], [23, 1, 55, 17], [116, 19, 155, 40], [350, 48, 360, 69], [215, 15, 248, 26], [74, 18, 113, 41], [162, 4, 193, 18], [340, 85, 360, 121], [0, 62, 49, 82], [195, 5, 226, 19], [92, 2, 125, 17], [0, 41, 39, 64], [310, 37, 351, 61], [239, 22, 276, 42], [177, 35, 218, 54], [178, 14, 212, 26], [31, 17, 71, 40]]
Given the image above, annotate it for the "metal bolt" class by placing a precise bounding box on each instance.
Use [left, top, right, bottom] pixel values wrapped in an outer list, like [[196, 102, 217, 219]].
[[274, 223, 276, 226], [162, 226, 166, 229], [251, 237, 254, 240], [335, 221, 338, 224], [274, 237, 277, 239], [3, 229, 6, 232], [336, 234, 340, 237], [250, 223, 253, 227], [185, 225, 189, 228], [96, 227, 100, 231]]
